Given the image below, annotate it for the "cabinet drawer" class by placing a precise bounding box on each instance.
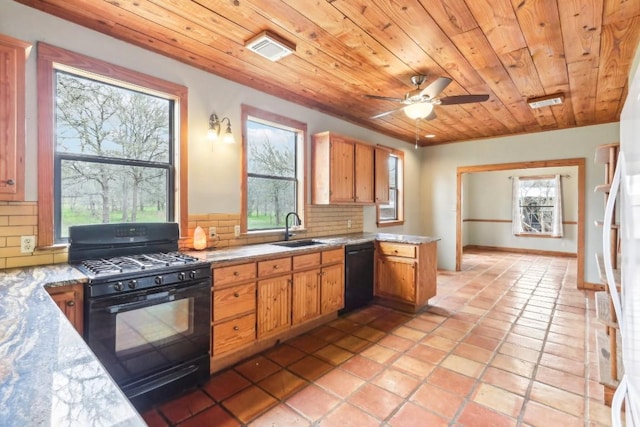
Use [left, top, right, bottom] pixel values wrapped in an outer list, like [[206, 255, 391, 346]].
[[213, 282, 256, 322], [213, 313, 256, 355], [258, 257, 292, 277], [293, 252, 321, 270], [378, 242, 416, 258], [322, 248, 344, 264], [213, 262, 256, 287]]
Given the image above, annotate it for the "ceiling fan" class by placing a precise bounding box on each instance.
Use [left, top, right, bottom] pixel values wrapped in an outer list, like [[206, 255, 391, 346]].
[[365, 75, 489, 120]]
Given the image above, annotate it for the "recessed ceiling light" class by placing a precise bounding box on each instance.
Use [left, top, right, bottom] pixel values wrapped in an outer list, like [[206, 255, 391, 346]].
[[245, 30, 295, 62], [425, 134, 436, 138], [527, 93, 564, 109]]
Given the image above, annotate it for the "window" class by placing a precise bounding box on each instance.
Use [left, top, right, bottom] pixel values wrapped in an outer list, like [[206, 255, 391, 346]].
[[241, 105, 306, 233], [38, 44, 189, 245], [512, 175, 563, 237], [377, 149, 404, 226]]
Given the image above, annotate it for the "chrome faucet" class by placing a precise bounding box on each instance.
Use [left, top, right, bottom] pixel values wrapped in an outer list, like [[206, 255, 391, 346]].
[[284, 211, 301, 241]]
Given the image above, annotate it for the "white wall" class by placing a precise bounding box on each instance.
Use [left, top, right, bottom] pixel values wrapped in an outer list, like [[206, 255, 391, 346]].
[[0, 0, 423, 235], [421, 123, 619, 283], [464, 166, 578, 253]]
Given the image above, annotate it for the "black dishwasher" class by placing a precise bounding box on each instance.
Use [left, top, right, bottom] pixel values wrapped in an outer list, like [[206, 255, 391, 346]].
[[340, 241, 375, 315]]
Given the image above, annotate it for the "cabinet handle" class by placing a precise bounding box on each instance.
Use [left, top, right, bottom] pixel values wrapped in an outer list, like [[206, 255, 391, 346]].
[[3, 179, 15, 186], [273, 265, 278, 269], [233, 271, 239, 276], [233, 325, 239, 331], [66, 300, 75, 307], [233, 292, 240, 297]]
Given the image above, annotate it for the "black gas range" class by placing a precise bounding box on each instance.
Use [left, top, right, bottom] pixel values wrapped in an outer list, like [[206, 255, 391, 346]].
[[68, 222, 211, 411]]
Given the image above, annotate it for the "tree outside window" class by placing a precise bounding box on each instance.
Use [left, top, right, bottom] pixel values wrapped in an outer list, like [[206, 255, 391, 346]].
[[512, 175, 563, 237], [242, 106, 306, 232], [54, 72, 173, 240]]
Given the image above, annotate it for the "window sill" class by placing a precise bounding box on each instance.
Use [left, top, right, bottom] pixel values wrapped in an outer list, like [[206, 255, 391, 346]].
[[377, 220, 404, 228], [514, 233, 561, 239], [245, 228, 307, 237]]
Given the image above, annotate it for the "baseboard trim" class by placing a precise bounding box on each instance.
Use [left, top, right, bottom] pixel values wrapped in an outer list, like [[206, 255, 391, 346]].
[[463, 245, 577, 258]]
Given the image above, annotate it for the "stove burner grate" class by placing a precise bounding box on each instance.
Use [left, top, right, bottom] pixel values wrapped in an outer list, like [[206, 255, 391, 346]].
[[78, 251, 201, 276]]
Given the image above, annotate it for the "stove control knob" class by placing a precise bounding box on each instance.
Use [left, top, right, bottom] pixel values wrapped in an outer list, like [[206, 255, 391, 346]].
[[128, 280, 138, 290], [155, 276, 163, 285], [189, 270, 197, 279], [178, 272, 186, 281], [114, 282, 124, 292]]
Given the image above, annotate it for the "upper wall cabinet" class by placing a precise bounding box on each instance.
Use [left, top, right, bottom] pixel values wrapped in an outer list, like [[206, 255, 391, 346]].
[[0, 34, 30, 201], [311, 131, 387, 205]]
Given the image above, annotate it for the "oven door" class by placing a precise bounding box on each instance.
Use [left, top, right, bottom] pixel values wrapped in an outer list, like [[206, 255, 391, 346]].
[[85, 279, 211, 390]]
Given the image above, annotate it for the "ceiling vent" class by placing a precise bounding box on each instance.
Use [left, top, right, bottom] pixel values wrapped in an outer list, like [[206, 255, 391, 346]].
[[527, 93, 565, 109], [245, 31, 296, 62]]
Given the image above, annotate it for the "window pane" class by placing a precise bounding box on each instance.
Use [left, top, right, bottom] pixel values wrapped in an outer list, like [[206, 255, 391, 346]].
[[55, 72, 171, 163], [246, 121, 296, 177], [388, 156, 397, 187], [247, 176, 296, 230], [379, 189, 397, 221], [518, 178, 555, 233], [60, 160, 169, 238]]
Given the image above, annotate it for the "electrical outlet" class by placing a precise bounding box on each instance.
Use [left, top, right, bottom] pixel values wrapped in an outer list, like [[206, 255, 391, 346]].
[[234, 225, 241, 237], [347, 219, 352, 228], [21, 235, 36, 253], [209, 227, 216, 238]]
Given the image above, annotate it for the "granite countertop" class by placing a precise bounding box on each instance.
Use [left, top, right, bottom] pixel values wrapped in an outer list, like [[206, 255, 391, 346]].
[[192, 232, 440, 265], [0, 265, 145, 427], [0, 232, 438, 425]]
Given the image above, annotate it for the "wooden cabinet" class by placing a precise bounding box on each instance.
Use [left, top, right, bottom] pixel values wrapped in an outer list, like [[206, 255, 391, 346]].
[[374, 147, 390, 204], [0, 34, 29, 201], [46, 283, 84, 335], [374, 240, 437, 313], [211, 261, 257, 356], [257, 275, 292, 337], [320, 262, 344, 313], [312, 131, 386, 205], [292, 252, 321, 325]]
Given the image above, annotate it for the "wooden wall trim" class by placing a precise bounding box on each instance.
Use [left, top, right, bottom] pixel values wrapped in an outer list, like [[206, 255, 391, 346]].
[[464, 245, 577, 258], [456, 157, 586, 288], [463, 218, 578, 225]]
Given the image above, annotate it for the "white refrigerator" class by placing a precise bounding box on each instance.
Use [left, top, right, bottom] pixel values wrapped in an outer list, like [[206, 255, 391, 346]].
[[611, 62, 640, 426]]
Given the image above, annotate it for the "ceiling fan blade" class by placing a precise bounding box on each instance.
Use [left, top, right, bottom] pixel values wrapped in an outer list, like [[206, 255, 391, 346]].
[[364, 94, 404, 103], [370, 107, 404, 119], [439, 94, 490, 105], [419, 77, 452, 99]]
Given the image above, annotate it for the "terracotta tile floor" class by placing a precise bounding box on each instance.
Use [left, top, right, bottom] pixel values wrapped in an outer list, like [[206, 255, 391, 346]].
[[142, 250, 613, 426]]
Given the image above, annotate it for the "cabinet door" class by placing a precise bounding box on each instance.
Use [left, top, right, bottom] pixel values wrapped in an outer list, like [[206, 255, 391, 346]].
[[321, 263, 344, 313], [375, 257, 416, 303], [47, 284, 84, 335], [354, 143, 374, 203], [329, 138, 355, 202], [374, 148, 390, 204], [292, 269, 320, 324], [257, 276, 291, 338], [0, 35, 29, 201]]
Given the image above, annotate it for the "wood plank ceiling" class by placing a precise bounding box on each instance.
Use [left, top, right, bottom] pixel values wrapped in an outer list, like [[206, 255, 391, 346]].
[[14, 0, 640, 146]]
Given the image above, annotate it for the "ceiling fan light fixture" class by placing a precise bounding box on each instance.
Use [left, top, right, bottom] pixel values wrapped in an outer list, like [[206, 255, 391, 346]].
[[404, 102, 433, 119], [245, 30, 296, 62], [527, 93, 564, 109]]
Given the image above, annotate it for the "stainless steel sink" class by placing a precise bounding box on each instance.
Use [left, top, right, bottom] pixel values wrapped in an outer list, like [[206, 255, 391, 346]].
[[270, 239, 324, 248]]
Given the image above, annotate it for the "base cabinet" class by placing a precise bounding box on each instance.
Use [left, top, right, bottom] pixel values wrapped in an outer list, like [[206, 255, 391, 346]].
[[46, 283, 84, 335], [210, 245, 344, 373], [374, 240, 437, 313]]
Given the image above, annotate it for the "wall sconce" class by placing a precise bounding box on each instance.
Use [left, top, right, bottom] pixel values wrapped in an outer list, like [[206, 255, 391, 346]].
[[193, 226, 207, 250], [208, 113, 235, 144]]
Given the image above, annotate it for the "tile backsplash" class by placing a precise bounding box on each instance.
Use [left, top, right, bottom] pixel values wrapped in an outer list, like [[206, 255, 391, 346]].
[[0, 201, 363, 269]]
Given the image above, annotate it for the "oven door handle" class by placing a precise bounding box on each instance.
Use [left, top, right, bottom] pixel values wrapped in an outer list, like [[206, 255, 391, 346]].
[[105, 290, 176, 314]]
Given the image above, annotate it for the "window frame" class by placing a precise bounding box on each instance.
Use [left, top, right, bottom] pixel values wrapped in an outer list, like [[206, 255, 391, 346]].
[[37, 43, 189, 246], [513, 174, 560, 237], [377, 147, 404, 227], [240, 105, 307, 235]]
